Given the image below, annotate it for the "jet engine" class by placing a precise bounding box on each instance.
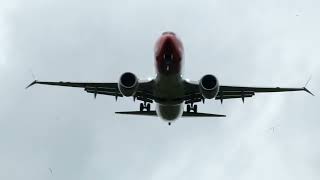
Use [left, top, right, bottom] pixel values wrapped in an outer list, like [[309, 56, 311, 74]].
[[118, 72, 139, 97], [200, 74, 219, 99]]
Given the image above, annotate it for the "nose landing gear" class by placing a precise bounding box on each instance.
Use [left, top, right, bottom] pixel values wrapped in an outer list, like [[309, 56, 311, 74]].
[[139, 102, 151, 112]]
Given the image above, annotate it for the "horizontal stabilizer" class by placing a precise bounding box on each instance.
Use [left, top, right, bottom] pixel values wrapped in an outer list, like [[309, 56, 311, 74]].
[[182, 112, 226, 117], [115, 111, 226, 117], [115, 111, 157, 116]]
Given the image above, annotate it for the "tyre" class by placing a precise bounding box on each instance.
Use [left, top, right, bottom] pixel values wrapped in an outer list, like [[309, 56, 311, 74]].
[[140, 103, 144, 112], [194, 105, 198, 113], [147, 103, 151, 111], [187, 105, 191, 112]]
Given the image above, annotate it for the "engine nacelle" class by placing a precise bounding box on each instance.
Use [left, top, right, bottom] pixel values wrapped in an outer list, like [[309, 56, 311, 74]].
[[118, 72, 139, 97], [200, 74, 219, 99]]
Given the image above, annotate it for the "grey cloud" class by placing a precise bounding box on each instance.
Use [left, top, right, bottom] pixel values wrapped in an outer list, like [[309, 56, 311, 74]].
[[0, 0, 319, 179]]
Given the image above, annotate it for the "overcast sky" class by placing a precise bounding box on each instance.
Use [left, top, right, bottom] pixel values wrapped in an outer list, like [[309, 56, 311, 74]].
[[0, 0, 319, 179]]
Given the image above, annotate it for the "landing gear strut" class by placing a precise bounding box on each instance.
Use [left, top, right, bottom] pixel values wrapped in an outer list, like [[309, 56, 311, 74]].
[[186, 104, 198, 113], [140, 102, 151, 112]]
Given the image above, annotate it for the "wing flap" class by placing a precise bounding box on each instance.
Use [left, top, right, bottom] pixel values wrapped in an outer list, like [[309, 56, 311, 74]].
[[85, 87, 123, 97], [216, 94, 254, 100]]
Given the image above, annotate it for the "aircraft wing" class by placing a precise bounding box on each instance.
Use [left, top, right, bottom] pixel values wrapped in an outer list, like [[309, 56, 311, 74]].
[[217, 85, 313, 102], [184, 81, 313, 104], [26, 80, 155, 102]]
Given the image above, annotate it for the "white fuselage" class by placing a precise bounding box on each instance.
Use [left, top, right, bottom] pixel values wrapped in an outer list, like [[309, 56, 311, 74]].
[[154, 74, 184, 121], [153, 32, 185, 121]]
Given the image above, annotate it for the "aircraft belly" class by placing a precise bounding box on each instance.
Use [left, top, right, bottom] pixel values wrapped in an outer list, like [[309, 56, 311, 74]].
[[154, 74, 184, 105], [153, 73, 184, 120], [156, 103, 183, 121]]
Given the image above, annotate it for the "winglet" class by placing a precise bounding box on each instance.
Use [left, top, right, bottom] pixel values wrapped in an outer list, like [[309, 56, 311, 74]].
[[26, 80, 37, 89], [26, 69, 38, 89], [304, 87, 314, 96], [303, 76, 314, 96]]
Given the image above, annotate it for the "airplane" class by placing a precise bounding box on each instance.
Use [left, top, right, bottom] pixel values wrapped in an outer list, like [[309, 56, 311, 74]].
[[27, 31, 314, 125]]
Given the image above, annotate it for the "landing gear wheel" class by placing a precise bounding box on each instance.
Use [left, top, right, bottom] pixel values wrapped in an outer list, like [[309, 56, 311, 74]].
[[187, 104, 198, 113], [147, 103, 151, 112], [140, 102, 151, 112], [194, 105, 198, 113], [187, 105, 191, 112]]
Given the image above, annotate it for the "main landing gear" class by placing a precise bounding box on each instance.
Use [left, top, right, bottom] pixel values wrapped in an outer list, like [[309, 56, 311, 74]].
[[139, 102, 151, 112], [186, 104, 198, 113]]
